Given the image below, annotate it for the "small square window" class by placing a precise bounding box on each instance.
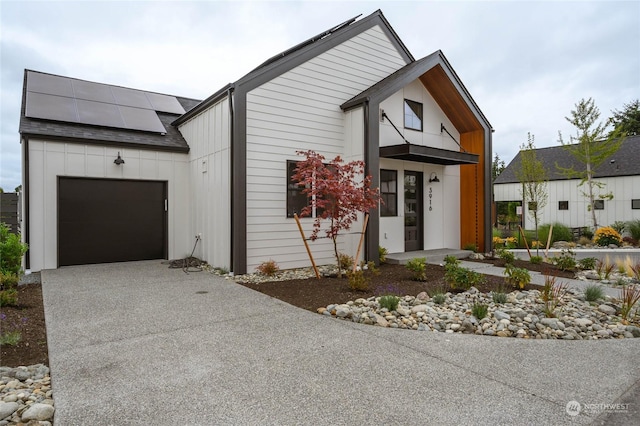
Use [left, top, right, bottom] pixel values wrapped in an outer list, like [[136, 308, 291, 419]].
[[632, 199, 640, 209], [380, 169, 397, 217], [558, 201, 568, 210], [593, 200, 604, 210], [528, 201, 538, 211], [404, 99, 423, 131]]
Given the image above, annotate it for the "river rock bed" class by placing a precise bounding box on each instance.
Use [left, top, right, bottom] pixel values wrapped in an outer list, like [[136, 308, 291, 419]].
[[0, 364, 54, 425], [318, 287, 640, 339]]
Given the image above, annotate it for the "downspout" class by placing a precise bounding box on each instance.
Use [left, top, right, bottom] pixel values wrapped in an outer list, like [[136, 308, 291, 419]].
[[23, 136, 30, 270], [227, 87, 234, 272]]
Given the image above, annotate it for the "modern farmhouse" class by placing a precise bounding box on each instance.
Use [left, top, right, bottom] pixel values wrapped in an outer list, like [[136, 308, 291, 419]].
[[494, 135, 640, 230], [19, 10, 492, 274]]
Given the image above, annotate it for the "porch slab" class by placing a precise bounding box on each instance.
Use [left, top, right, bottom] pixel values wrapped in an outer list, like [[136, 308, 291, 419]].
[[386, 248, 472, 265]]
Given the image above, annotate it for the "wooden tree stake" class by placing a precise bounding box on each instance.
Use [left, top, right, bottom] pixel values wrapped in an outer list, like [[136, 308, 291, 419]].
[[352, 213, 370, 273], [294, 213, 320, 279], [518, 225, 532, 258], [544, 224, 554, 258]]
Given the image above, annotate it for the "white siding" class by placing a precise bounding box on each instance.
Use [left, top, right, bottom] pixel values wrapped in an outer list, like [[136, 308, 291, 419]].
[[245, 25, 407, 271], [379, 80, 460, 150], [27, 140, 190, 271], [379, 158, 460, 254], [494, 176, 640, 230], [178, 97, 232, 270]]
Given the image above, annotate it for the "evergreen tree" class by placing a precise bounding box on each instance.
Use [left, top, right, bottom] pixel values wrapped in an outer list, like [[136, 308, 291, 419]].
[[609, 99, 640, 136]]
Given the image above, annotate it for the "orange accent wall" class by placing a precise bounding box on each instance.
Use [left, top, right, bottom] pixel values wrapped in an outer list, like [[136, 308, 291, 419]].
[[460, 130, 485, 251]]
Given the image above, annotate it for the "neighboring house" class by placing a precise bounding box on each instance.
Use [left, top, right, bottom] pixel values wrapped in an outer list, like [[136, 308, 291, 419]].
[[20, 10, 492, 274], [494, 135, 640, 231]]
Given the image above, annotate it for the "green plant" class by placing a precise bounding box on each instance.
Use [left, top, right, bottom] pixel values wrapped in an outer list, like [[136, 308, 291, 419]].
[[619, 285, 640, 322], [0, 288, 18, 307], [578, 236, 592, 246], [256, 259, 280, 276], [443, 255, 460, 266], [432, 292, 446, 305], [0, 271, 19, 290], [610, 221, 627, 234], [596, 257, 615, 279], [378, 246, 388, 263], [538, 222, 574, 244], [472, 303, 488, 320], [552, 249, 576, 271], [631, 261, 640, 280], [578, 257, 597, 270], [504, 264, 531, 289], [338, 253, 354, 271], [0, 313, 25, 345], [584, 284, 605, 302], [627, 220, 640, 241], [540, 275, 569, 317], [529, 255, 543, 264], [495, 247, 516, 264], [446, 265, 486, 291], [0, 223, 28, 276], [492, 291, 508, 304], [406, 257, 427, 281], [346, 269, 368, 291], [463, 243, 477, 252], [593, 227, 622, 247], [581, 228, 594, 240], [378, 295, 401, 311]]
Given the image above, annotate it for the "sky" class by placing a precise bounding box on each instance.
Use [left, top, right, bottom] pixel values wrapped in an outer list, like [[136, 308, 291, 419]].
[[1, 0, 638, 192]]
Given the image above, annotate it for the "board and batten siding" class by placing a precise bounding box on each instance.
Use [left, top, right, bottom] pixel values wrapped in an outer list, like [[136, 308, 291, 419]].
[[494, 176, 640, 230], [245, 25, 407, 272], [26, 139, 190, 271], [177, 97, 232, 270]]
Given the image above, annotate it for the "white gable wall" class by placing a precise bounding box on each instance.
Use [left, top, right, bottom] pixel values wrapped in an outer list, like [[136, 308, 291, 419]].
[[26, 139, 190, 271], [177, 98, 232, 270], [245, 25, 407, 272], [494, 175, 640, 230]]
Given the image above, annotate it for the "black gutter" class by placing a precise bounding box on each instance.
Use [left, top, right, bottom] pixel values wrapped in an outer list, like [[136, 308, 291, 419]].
[[172, 83, 233, 126], [227, 86, 235, 272], [18, 133, 190, 153]]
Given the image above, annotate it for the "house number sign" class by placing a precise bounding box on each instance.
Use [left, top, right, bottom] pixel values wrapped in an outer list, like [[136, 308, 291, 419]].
[[429, 187, 433, 211]]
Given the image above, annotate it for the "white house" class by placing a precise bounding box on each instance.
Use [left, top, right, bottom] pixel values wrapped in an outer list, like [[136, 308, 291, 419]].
[[20, 10, 493, 274], [494, 135, 640, 231]]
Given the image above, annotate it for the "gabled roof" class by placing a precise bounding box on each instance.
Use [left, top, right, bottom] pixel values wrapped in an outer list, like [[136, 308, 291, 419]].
[[19, 70, 200, 153], [494, 135, 640, 184], [341, 50, 492, 133], [173, 9, 414, 126]]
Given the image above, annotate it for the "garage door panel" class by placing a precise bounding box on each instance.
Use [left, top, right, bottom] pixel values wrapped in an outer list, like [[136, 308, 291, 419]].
[[58, 178, 166, 266]]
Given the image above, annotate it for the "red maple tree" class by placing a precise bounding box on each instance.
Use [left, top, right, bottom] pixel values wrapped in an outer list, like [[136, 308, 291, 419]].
[[292, 150, 381, 276]]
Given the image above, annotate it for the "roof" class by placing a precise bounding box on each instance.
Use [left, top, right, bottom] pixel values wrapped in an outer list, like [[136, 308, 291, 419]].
[[173, 9, 414, 126], [341, 50, 492, 133], [20, 70, 200, 153], [494, 135, 640, 184]]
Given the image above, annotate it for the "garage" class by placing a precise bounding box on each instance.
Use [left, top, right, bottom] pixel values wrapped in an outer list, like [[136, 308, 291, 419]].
[[58, 177, 167, 267]]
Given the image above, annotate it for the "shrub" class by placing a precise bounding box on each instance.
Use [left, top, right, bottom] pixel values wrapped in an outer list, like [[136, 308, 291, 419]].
[[338, 253, 354, 271], [0, 271, 19, 290], [504, 264, 531, 289], [584, 284, 604, 302], [492, 291, 508, 304], [0, 223, 28, 276], [529, 255, 543, 265], [346, 269, 368, 291], [578, 257, 597, 270], [378, 246, 388, 263], [406, 257, 427, 281], [552, 249, 576, 271], [432, 292, 446, 305], [495, 247, 515, 264], [538, 223, 574, 245], [256, 260, 279, 276], [610, 221, 627, 234], [596, 257, 615, 279], [578, 236, 593, 246], [472, 303, 488, 320], [627, 220, 640, 241], [445, 264, 486, 290], [378, 295, 401, 311], [540, 275, 569, 318], [619, 285, 640, 322], [0, 288, 18, 307], [443, 255, 460, 266], [593, 227, 622, 247], [581, 228, 594, 240], [463, 243, 477, 252]]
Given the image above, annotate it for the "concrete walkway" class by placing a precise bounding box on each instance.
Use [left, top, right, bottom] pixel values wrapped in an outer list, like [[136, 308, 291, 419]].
[[42, 261, 639, 425]]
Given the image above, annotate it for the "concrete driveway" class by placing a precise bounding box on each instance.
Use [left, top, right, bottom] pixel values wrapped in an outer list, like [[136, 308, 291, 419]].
[[42, 261, 639, 425]]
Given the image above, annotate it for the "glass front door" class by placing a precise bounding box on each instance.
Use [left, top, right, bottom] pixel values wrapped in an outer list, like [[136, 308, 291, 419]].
[[404, 171, 423, 251]]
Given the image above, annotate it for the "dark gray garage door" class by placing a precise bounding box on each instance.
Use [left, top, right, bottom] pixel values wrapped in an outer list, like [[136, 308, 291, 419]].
[[58, 177, 167, 266]]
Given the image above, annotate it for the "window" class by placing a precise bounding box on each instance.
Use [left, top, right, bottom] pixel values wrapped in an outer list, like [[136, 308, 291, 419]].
[[286, 161, 309, 218], [593, 200, 604, 210], [558, 201, 568, 210], [404, 99, 423, 131], [528, 201, 538, 211], [380, 169, 397, 216], [632, 199, 640, 209]]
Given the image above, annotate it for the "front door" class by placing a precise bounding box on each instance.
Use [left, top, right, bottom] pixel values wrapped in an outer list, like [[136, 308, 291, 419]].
[[404, 171, 423, 251]]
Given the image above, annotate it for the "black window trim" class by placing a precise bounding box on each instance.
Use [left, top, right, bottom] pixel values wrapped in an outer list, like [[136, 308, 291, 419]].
[[403, 99, 423, 132], [380, 169, 398, 217], [558, 201, 569, 210], [632, 199, 640, 210], [593, 199, 605, 210]]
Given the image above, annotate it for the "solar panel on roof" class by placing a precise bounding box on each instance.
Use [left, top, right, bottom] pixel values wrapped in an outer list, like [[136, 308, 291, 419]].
[[111, 86, 153, 109], [120, 106, 167, 134], [145, 92, 185, 114], [26, 92, 78, 122], [76, 99, 125, 128], [26, 72, 75, 97], [72, 80, 115, 104]]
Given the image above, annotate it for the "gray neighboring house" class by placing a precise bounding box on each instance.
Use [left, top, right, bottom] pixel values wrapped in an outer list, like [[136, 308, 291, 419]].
[[494, 135, 640, 230]]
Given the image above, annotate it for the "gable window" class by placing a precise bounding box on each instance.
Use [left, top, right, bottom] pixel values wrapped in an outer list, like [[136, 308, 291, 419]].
[[632, 199, 640, 209], [286, 161, 309, 218], [593, 200, 604, 210], [404, 99, 423, 131], [380, 169, 397, 216], [558, 201, 568, 210]]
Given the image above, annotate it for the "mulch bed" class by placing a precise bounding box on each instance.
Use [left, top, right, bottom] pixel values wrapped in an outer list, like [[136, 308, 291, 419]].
[[1, 284, 49, 368], [471, 257, 577, 279]]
